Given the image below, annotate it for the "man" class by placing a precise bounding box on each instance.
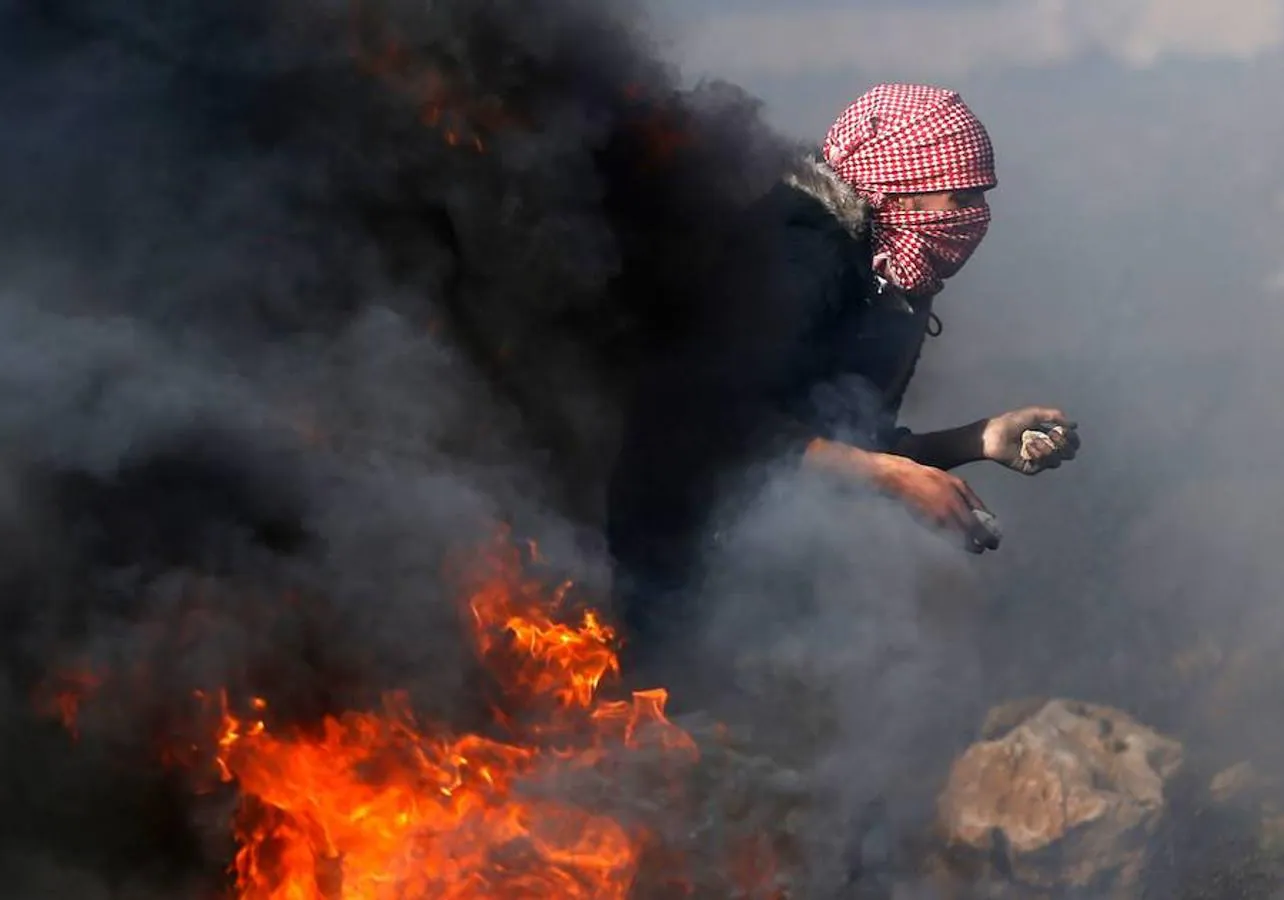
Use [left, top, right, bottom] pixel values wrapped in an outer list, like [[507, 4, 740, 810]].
[[607, 83, 1078, 662], [781, 83, 1079, 544]]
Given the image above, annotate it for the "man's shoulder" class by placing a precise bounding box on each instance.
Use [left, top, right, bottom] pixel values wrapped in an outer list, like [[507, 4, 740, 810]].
[[776, 155, 872, 240], [746, 155, 873, 281]]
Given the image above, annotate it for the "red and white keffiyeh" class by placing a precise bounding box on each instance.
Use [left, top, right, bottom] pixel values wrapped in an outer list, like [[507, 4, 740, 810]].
[[822, 84, 997, 297]]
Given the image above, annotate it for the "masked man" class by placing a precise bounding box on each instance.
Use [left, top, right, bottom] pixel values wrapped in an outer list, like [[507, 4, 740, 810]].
[[607, 83, 1079, 661], [787, 83, 1079, 533]]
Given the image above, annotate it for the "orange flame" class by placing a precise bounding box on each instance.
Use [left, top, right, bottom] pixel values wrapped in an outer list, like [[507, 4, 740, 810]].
[[35, 527, 787, 898], [207, 529, 696, 899], [34, 666, 103, 739]]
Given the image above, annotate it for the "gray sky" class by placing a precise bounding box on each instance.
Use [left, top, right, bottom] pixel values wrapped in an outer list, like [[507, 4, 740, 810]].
[[655, 0, 1284, 738], [670, 0, 1284, 84]]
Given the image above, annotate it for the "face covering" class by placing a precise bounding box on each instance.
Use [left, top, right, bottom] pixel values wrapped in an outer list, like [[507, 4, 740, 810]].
[[822, 83, 998, 297], [870, 203, 991, 297]]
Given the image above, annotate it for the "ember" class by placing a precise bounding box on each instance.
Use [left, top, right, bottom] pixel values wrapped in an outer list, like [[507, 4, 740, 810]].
[[350, 1, 512, 154], [33, 666, 103, 739]]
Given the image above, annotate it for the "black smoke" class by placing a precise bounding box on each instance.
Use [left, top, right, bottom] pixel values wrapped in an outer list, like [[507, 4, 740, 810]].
[[0, 0, 808, 893]]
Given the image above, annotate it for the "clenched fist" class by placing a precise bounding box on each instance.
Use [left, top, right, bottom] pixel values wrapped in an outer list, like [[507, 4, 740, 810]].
[[981, 407, 1080, 475]]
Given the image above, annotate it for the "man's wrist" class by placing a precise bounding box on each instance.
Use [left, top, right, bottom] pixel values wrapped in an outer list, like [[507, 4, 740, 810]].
[[966, 417, 994, 461], [977, 416, 1004, 462]]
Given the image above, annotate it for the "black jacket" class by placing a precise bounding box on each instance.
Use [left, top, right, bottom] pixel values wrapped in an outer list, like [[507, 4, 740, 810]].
[[752, 157, 931, 451], [606, 157, 930, 646]]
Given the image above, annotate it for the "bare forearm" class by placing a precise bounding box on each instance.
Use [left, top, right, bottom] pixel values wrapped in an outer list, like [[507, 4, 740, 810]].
[[803, 436, 890, 481], [801, 435, 997, 551], [891, 419, 988, 471]]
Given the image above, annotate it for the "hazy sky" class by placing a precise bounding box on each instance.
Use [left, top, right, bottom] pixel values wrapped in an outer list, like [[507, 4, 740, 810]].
[[652, 0, 1284, 720], [672, 0, 1284, 84]]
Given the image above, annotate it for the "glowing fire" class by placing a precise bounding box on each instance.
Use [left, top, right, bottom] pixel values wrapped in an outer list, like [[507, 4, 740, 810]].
[[34, 666, 103, 739], [348, 0, 512, 154], [215, 688, 684, 900], [36, 526, 795, 898], [123, 528, 697, 900]]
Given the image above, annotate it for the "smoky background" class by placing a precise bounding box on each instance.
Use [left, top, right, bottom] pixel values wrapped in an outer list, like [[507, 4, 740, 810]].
[[0, 0, 844, 894], [660, 0, 1284, 888], [1, 0, 1281, 896]]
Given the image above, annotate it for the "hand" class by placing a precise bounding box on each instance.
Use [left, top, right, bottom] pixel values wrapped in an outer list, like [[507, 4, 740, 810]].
[[981, 407, 1080, 475], [803, 439, 999, 553], [872, 454, 1000, 553]]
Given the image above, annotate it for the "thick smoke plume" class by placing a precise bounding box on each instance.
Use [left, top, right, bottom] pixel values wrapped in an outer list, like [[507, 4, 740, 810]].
[[0, 0, 825, 893]]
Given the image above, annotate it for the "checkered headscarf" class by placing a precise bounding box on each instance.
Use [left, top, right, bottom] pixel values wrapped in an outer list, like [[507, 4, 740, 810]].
[[822, 84, 997, 296]]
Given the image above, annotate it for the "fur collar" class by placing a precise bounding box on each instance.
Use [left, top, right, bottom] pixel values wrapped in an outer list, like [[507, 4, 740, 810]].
[[781, 156, 871, 240]]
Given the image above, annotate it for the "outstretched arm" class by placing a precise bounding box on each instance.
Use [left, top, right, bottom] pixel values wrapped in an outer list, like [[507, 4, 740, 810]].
[[890, 419, 988, 471], [802, 437, 1000, 552], [890, 407, 1080, 474]]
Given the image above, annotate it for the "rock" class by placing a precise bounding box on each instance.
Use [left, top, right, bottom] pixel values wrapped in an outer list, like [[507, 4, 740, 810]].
[[1209, 761, 1279, 808], [1178, 760, 1284, 896], [978, 697, 1049, 741], [935, 699, 1183, 896]]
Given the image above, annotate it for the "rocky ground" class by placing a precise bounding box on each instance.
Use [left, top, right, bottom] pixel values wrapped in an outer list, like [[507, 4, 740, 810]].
[[888, 667, 1284, 899]]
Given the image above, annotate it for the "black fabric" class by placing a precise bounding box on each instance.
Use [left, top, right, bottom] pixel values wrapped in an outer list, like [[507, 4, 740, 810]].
[[606, 172, 930, 666]]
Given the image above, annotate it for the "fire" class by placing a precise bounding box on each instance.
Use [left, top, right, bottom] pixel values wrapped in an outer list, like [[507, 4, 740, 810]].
[[346, 4, 695, 165], [348, 0, 513, 154], [33, 665, 103, 739], [35, 525, 794, 898], [464, 539, 621, 713], [150, 528, 692, 900], [217, 695, 637, 900]]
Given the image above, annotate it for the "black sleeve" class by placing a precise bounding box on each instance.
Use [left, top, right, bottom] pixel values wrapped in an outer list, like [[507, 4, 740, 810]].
[[862, 292, 934, 451]]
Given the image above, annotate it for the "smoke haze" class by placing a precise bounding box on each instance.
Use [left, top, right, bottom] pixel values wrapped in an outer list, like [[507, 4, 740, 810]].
[[4, 0, 1283, 896], [0, 0, 798, 892], [666, 0, 1284, 885]]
